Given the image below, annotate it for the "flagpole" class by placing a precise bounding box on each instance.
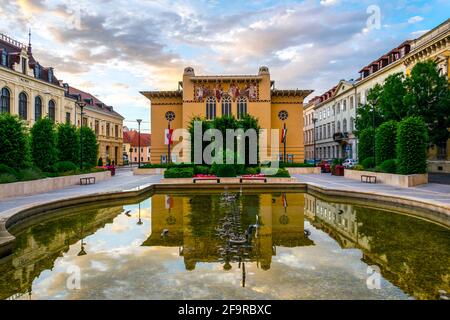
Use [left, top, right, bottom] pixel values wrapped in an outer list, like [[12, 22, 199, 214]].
[[283, 123, 287, 163], [168, 121, 171, 163]]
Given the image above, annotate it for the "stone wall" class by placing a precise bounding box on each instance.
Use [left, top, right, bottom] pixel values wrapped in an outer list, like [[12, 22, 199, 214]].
[[344, 169, 428, 188]]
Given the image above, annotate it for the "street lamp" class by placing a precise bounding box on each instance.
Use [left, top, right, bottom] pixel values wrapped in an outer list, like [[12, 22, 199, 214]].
[[137, 119, 142, 168], [312, 118, 318, 166], [76, 100, 87, 170]]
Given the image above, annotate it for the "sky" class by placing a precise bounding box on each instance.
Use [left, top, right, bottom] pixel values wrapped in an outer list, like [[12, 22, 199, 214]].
[[0, 0, 448, 133]]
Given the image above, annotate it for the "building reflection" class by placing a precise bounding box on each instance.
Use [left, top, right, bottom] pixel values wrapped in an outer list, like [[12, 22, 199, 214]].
[[142, 193, 314, 277], [304, 193, 450, 300], [0, 205, 124, 300]]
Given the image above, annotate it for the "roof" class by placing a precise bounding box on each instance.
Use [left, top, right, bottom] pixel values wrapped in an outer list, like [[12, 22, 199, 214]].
[[271, 89, 313, 98], [123, 130, 151, 147], [358, 40, 412, 73], [0, 33, 61, 86], [66, 86, 124, 119], [140, 91, 183, 99]]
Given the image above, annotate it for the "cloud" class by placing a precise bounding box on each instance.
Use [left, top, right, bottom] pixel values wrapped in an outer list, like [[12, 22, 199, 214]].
[[408, 16, 424, 24], [320, 0, 340, 6]]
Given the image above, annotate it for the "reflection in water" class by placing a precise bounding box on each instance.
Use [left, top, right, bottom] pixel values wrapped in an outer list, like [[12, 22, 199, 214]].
[[0, 192, 449, 300]]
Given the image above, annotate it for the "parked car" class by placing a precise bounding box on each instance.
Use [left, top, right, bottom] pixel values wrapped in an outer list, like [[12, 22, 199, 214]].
[[318, 160, 331, 173], [342, 159, 357, 169]]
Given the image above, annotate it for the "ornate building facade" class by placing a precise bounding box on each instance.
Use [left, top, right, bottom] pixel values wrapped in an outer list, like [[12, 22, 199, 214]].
[[142, 67, 312, 164], [0, 33, 124, 165]]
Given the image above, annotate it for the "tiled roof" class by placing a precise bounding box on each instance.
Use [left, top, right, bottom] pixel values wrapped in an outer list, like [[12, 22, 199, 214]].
[[123, 130, 151, 147], [0, 33, 60, 86], [66, 86, 124, 119]]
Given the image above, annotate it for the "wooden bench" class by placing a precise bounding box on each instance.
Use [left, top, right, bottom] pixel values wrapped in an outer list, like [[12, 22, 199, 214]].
[[193, 177, 220, 183], [361, 175, 377, 184], [80, 177, 96, 185], [240, 177, 267, 183]]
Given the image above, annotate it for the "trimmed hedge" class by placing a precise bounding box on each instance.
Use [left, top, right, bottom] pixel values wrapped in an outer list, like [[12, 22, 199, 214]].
[[164, 167, 194, 178], [358, 128, 375, 164], [380, 159, 397, 174], [396, 116, 428, 175], [362, 157, 375, 169], [54, 161, 78, 173], [375, 120, 398, 165], [0, 113, 29, 169], [269, 168, 291, 178], [0, 164, 17, 176], [216, 164, 237, 177]]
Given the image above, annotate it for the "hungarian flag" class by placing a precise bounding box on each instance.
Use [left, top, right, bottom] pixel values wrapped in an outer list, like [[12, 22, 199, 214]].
[[282, 193, 288, 208], [165, 128, 174, 145], [281, 128, 287, 143]]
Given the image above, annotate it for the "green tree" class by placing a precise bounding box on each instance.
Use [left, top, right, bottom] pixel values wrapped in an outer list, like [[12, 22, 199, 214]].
[[355, 84, 384, 137], [30, 118, 58, 170], [187, 116, 212, 165], [57, 123, 80, 164], [79, 126, 98, 168], [239, 114, 260, 165], [379, 73, 408, 121], [404, 60, 450, 150], [396, 116, 428, 175], [0, 113, 29, 169], [358, 127, 375, 163], [375, 120, 398, 165]]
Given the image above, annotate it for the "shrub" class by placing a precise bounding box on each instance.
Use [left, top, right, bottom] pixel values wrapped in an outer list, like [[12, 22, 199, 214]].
[[375, 120, 398, 165], [0, 113, 29, 169], [216, 164, 237, 177], [57, 123, 79, 164], [17, 167, 45, 181], [358, 128, 375, 164], [164, 167, 194, 178], [380, 159, 397, 174], [194, 165, 210, 175], [0, 164, 17, 176], [30, 118, 58, 170], [362, 157, 375, 169], [54, 161, 78, 173], [269, 168, 290, 178], [244, 167, 260, 175], [98, 158, 103, 166], [0, 173, 17, 184], [353, 164, 365, 171], [397, 116, 428, 175]]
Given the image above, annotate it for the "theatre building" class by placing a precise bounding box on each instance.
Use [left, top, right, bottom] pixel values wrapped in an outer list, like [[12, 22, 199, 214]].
[[141, 67, 312, 164]]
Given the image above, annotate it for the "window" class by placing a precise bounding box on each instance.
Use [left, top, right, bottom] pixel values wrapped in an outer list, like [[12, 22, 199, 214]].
[[65, 112, 71, 124], [1, 50, 7, 66], [332, 123, 335, 134], [0, 87, 10, 113], [206, 96, 216, 120], [106, 123, 110, 137], [221, 95, 232, 116], [350, 96, 354, 109], [350, 117, 355, 132], [19, 92, 27, 120], [82, 117, 88, 126], [48, 68, 53, 83], [21, 57, 27, 74], [337, 103, 340, 114], [35, 96, 42, 121], [48, 100, 56, 121], [115, 125, 119, 138], [237, 96, 247, 119], [357, 93, 361, 105], [327, 124, 331, 138], [343, 118, 348, 132], [95, 120, 99, 135], [34, 64, 41, 79], [337, 121, 341, 132], [343, 100, 347, 111]]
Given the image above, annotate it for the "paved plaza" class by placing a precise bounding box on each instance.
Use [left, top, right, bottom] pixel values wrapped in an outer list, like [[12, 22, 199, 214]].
[[2, 169, 450, 218]]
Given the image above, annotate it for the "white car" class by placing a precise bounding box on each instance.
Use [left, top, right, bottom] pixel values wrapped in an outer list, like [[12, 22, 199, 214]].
[[342, 159, 357, 168]]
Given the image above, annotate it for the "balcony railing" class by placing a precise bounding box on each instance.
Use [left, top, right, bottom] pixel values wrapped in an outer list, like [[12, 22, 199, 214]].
[[333, 132, 349, 142]]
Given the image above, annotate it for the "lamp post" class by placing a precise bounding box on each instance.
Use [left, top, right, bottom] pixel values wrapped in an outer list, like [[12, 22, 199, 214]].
[[137, 119, 142, 168], [76, 101, 87, 170], [312, 118, 318, 166]]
